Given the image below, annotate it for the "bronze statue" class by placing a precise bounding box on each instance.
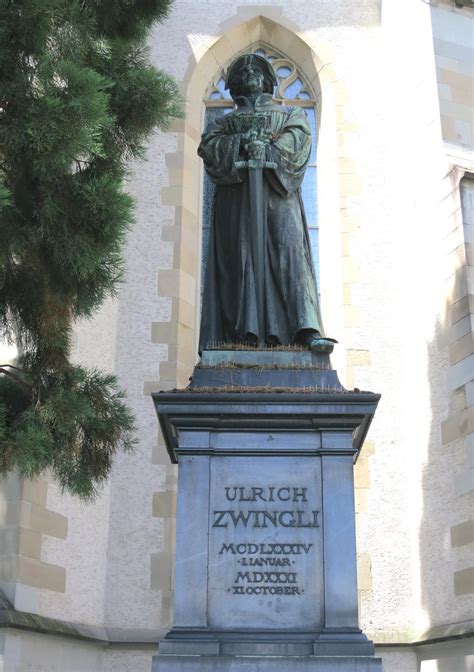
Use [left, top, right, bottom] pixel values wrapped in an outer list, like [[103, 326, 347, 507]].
[[198, 53, 335, 354]]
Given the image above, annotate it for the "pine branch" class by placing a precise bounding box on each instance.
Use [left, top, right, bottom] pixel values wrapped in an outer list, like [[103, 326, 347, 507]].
[[0, 365, 32, 392]]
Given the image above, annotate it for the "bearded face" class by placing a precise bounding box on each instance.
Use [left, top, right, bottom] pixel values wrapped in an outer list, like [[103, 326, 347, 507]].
[[239, 63, 265, 94], [230, 63, 268, 98]]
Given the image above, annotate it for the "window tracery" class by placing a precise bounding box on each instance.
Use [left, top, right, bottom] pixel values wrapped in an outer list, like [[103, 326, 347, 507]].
[[205, 46, 314, 105]]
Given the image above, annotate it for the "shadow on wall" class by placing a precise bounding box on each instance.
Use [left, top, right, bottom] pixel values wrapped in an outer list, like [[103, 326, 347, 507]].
[[418, 264, 474, 672]]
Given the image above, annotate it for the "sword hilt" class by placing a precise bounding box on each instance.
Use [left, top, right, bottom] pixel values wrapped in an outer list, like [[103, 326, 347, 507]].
[[235, 160, 277, 169]]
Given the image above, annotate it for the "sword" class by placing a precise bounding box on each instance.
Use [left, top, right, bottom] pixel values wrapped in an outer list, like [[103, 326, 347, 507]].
[[235, 154, 276, 347]]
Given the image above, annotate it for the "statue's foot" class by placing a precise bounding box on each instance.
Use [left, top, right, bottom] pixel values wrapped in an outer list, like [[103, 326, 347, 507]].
[[308, 335, 338, 354]]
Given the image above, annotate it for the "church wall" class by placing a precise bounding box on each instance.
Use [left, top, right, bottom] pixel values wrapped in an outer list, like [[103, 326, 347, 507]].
[[418, 638, 474, 672], [375, 647, 418, 672], [427, 0, 474, 642], [0, 352, 69, 616], [431, 1, 474, 148], [334, 0, 441, 643], [37, 478, 110, 626], [0, 475, 67, 615], [103, 647, 154, 672], [34, 299, 120, 626], [101, 132, 174, 637], [421, 191, 472, 634], [415, 160, 474, 635], [0, 629, 106, 672]]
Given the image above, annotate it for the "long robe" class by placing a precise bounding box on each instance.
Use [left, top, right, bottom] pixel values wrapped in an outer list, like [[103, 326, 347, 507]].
[[198, 93, 323, 351]]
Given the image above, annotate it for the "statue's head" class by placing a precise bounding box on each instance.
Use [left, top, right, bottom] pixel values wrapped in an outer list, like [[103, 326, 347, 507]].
[[225, 53, 277, 99]]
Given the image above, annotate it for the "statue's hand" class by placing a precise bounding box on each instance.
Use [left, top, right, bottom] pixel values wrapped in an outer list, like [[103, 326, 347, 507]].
[[259, 129, 273, 144], [241, 129, 272, 147], [246, 140, 267, 160], [240, 129, 254, 145]]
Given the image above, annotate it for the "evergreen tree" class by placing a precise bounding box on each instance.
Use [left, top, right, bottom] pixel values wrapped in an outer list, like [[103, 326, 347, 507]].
[[0, 0, 182, 498]]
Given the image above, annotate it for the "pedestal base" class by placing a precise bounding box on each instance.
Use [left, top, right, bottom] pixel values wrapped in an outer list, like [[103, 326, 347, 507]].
[[152, 350, 382, 672], [157, 629, 375, 657], [152, 655, 383, 671]]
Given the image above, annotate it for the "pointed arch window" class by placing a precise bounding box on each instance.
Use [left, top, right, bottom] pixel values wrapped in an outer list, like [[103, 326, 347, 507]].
[[201, 46, 320, 297]]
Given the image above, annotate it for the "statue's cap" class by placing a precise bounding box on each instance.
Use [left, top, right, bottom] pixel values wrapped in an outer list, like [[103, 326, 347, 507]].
[[225, 53, 277, 92]]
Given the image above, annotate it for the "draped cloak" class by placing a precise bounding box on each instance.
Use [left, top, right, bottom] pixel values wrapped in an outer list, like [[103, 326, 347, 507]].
[[198, 93, 323, 351]]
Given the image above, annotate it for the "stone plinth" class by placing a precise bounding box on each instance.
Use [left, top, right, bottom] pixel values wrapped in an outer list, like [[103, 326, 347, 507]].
[[152, 350, 382, 671], [189, 347, 341, 391], [154, 656, 382, 671]]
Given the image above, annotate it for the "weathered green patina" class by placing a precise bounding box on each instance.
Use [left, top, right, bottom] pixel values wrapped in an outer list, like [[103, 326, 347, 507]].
[[198, 54, 333, 353]]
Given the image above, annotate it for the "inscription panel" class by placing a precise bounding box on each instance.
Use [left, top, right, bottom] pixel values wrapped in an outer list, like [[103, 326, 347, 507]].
[[208, 456, 323, 630]]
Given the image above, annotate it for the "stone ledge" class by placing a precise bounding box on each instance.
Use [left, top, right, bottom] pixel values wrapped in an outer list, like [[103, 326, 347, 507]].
[[153, 388, 380, 464], [200, 348, 331, 369], [367, 620, 474, 646], [0, 590, 162, 645], [417, 619, 474, 644], [152, 655, 383, 671], [0, 591, 108, 643], [1, 593, 473, 650]]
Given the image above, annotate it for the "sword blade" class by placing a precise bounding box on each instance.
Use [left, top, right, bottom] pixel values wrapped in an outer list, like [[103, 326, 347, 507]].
[[248, 165, 265, 347]]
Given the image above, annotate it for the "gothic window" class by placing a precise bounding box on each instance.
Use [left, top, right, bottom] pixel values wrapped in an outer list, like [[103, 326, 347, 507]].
[[201, 46, 320, 296]]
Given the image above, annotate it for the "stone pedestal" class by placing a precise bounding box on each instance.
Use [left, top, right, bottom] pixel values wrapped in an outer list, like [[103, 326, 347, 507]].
[[152, 350, 382, 671]]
